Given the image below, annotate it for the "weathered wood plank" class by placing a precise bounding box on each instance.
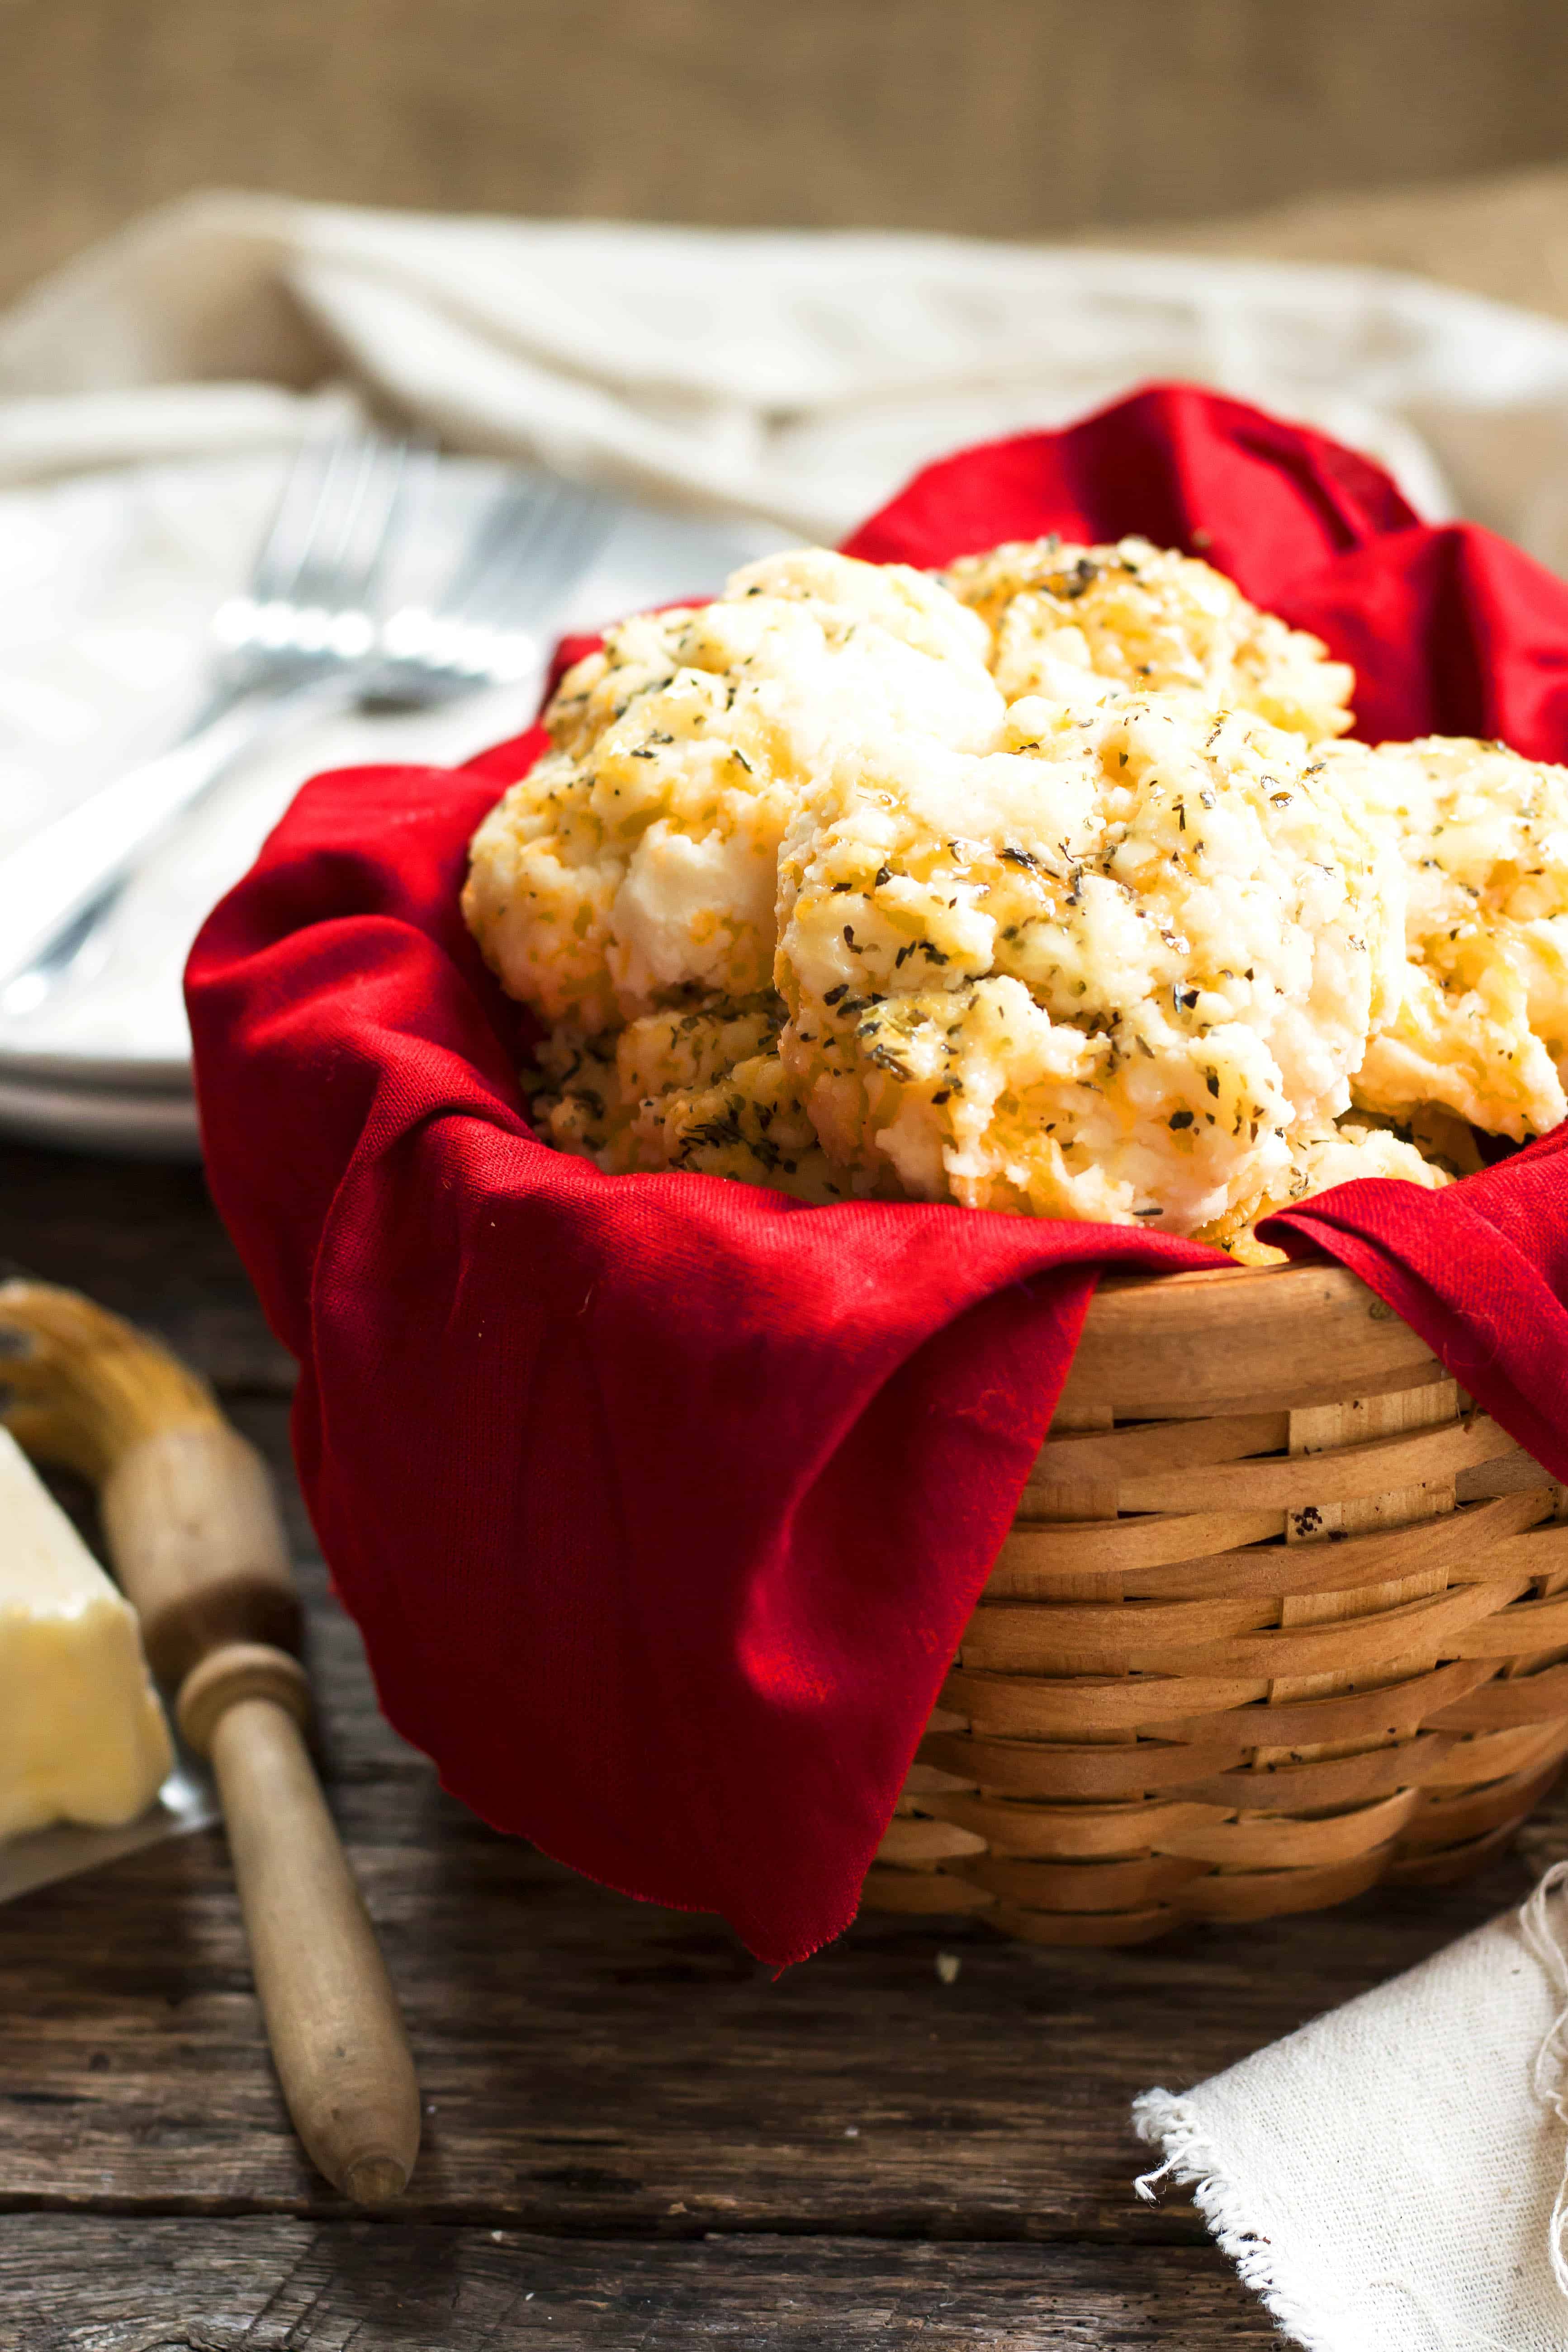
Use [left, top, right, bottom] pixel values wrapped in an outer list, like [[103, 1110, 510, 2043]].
[[0, 2215, 1279, 2349], [0, 1700, 1553, 2235], [1, 1147, 1561, 2352], [0, 1143, 294, 1394], [5, 1156, 1563, 2250]]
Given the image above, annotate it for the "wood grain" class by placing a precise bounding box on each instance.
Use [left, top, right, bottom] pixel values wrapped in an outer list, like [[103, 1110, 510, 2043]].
[[204, 1686, 422, 2204], [0, 1277, 420, 2205], [3, 1136, 1565, 2349], [0, 1385, 1553, 2243], [1057, 1260, 1439, 1419], [105, 1424, 302, 1684], [0, 2218, 1280, 2349], [0, 1152, 294, 1394]]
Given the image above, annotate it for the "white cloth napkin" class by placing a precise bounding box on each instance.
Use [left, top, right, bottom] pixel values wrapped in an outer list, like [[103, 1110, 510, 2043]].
[[15, 190, 1568, 1105], [24, 186, 1568, 545], [17, 187, 1568, 555], [1135, 1868, 1568, 2352]]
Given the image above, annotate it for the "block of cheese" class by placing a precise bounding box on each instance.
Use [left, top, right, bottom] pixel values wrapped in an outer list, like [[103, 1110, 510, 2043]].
[[0, 1426, 172, 1841]]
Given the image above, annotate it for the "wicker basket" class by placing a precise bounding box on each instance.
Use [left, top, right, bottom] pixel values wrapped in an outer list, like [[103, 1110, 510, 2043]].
[[862, 1259, 1568, 1944]]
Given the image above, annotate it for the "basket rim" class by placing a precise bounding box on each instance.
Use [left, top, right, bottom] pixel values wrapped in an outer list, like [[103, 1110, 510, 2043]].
[[1097, 1257, 1311, 1295], [1089, 1254, 1376, 1318], [1070, 1255, 1432, 1411]]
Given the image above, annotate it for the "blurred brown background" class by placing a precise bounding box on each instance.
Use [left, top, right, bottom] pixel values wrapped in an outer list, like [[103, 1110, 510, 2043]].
[[6, 0, 1568, 313]]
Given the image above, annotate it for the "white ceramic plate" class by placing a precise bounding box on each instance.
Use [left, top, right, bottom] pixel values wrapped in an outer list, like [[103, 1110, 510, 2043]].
[[0, 454, 785, 1155], [0, 1069, 202, 1157]]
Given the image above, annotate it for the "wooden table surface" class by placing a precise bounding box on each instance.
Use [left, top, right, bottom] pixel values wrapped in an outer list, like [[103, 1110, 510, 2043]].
[[3, 1143, 1563, 2350]]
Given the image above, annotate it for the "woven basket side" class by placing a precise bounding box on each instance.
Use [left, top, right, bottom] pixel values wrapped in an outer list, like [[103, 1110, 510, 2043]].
[[865, 1262, 1568, 1944]]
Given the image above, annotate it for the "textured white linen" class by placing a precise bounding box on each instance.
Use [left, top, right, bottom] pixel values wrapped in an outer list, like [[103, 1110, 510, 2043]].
[[1135, 1868, 1568, 2352], [0, 186, 1539, 534], [16, 188, 1568, 556]]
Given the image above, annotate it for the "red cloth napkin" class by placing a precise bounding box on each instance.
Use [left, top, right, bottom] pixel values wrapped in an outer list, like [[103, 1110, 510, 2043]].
[[187, 385, 1568, 1966]]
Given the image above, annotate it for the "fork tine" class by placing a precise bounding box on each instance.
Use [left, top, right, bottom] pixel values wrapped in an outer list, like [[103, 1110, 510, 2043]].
[[450, 480, 612, 632], [214, 427, 420, 687], [361, 441, 439, 612], [426, 479, 552, 626], [336, 438, 419, 617], [291, 436, 392, 614], [496, 493, 613, 626], [247, 429, 349, 608]]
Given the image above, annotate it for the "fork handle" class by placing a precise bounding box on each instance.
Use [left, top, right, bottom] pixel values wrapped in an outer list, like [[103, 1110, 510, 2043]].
[[0, 675, 358, 991]]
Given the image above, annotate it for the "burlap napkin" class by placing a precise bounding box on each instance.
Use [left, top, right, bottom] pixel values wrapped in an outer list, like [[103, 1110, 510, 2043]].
[[1136, 1867, 1568, 2352]]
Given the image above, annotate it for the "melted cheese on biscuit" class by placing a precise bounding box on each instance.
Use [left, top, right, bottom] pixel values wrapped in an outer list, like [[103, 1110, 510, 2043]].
[[942, 536, 1355, 741], [773, 693, 1403, 1233], [464, 536, 1565, 1236], [1337, 735, 1568, 1139], [531, 997, 841, 1202], [463, 550, 1004, 1034]]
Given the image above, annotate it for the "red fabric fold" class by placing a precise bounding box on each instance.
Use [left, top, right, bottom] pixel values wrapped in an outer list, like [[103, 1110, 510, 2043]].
[[188, 383, 1568, 1964]]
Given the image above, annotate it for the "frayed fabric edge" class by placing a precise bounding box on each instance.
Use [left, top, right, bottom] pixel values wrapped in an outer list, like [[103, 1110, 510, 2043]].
[[1132, 2090, 1345, 2352]]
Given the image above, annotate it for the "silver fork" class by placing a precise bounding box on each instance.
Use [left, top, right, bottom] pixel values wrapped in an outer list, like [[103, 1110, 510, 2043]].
[[197, 427, 416, 720], [0, 436, 612, 996], [0, 429, 414, 995], [372, 472, 613, 705]]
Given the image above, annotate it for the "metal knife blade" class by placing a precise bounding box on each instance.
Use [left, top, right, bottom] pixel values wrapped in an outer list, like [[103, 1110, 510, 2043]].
[[0, 1755, 218, 1906]]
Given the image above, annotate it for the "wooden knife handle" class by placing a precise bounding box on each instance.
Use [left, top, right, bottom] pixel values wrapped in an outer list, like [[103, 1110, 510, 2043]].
[[0, 1280, 421, 2205], [101, 1424, 303, 1685], [179, 1645, 422, 2204]]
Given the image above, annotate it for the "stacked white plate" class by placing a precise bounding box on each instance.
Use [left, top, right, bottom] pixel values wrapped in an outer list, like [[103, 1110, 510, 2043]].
[[0, 452, 782, 1156]]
